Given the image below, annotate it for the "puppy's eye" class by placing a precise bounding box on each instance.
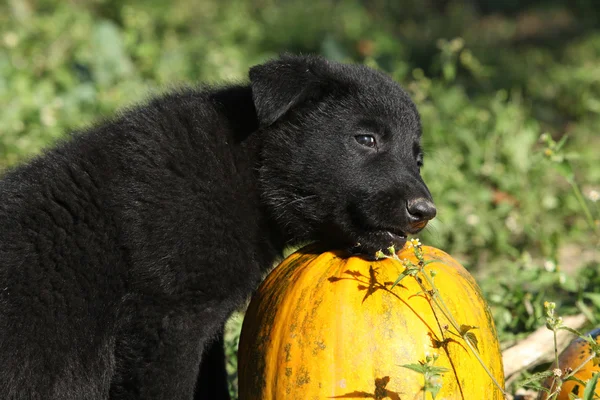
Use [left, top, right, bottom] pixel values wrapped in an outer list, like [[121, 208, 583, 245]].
[[355, 134, 376, 148]]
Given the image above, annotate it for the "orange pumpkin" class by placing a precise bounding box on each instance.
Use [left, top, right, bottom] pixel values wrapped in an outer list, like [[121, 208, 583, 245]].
[[539, 328, 600, 400], [238, 243, 505, 399]]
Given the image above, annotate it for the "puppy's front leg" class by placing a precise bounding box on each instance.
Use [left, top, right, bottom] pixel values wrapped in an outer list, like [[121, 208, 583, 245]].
[[109, 305, 208, 400], [195, 332, 230, 400]]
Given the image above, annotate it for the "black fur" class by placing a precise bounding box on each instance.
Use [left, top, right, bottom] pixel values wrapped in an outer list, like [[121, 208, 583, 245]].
[[0, 54, 435, 399]]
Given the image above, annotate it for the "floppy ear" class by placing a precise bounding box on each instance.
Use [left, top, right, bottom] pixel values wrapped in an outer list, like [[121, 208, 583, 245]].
[[249, 54, 329, 127]]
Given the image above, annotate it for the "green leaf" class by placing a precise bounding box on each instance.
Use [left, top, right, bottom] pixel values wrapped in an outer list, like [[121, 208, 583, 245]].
[[391, 271, 410, 289], [520, 370, 554, 387], [459, 324, 478, 335], [582, 372, 599, 400], [460, 325, 480, 351], [422, 259, 443, 266], [583, 293, 600, 310], [443, 63, 456, 82], [565, 375, 589, 387], [401, 363, 426, 374], [427, 381, 443, 400], [552, 160, 575, 182], [579, 333, 600, 351], [576, 300, 598, 325], [428, 365, 450, 374], [554, 135, 569, 151], [558, 326, 583, 337], [465, 331, 479, 352]]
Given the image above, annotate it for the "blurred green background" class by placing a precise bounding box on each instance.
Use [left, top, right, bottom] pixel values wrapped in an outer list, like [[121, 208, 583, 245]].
[[1, 0, 599, 396]]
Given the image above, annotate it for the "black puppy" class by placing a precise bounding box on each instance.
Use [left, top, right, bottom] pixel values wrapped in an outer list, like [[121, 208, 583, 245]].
[[0, 54, 435, 399]]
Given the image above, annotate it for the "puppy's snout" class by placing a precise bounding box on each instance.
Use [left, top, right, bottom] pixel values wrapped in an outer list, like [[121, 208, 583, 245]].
[[406, 198, 436, 230]]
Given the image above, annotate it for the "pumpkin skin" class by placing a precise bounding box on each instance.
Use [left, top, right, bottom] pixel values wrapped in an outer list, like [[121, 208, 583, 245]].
[[238, 244, 505, 399], [539, 328, 600, 400]]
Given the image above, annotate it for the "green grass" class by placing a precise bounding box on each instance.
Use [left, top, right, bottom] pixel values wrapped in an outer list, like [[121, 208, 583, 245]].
[[1, 0, 599, 397]]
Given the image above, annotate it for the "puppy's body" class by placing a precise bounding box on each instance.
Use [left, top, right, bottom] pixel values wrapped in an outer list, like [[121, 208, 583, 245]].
[[0, 56, 435, 399]]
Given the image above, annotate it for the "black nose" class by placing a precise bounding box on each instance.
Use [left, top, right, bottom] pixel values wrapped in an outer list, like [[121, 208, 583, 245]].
[[407, 198, 437, 223]]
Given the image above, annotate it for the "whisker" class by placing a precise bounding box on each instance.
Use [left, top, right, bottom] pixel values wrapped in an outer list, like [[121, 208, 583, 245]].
[[281, 195, 318, 209]]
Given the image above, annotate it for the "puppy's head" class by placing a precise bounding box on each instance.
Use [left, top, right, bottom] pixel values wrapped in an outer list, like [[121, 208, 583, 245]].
[[251, 54, 435, 254]]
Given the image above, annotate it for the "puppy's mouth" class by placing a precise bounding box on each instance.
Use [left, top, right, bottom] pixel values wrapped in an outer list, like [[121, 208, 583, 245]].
[[343, 227, 407, 257], [386, 231, 406, 242], [382, 229, 407, 248], [365, 228, 407, 249], [410, 220, 428, 231]]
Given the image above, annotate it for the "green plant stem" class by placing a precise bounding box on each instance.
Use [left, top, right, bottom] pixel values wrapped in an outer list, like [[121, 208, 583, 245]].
[[548, 328, 560, 400], [417, 267, 509, 398], [420, 270, 460, 330], [553, 328, 559, 369], [546, 352, 597, 399], [463, 336, 506, 397], [568, 179, 599, 236], [565, 352, 597, 381], [392, 248, 508, 397]]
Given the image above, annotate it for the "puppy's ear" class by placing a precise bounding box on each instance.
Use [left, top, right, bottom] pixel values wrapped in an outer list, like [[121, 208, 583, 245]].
[[249, 54, 329, 127]]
